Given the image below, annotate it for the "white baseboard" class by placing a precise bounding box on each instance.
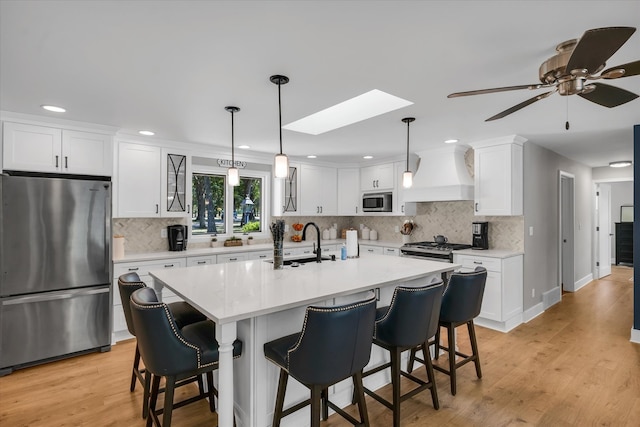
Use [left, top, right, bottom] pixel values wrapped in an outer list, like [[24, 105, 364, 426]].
[[475, 314, 523, 333], [573, 273, 593, 292], [523, 302, 544, 323], [631, 328, 640, 344], [543, 287, 561, 310]]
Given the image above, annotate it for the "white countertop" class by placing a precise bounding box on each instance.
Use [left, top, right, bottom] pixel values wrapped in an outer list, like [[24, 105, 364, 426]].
[[149, 254, 457, 324], [113, 239, 402, 263], [453, 248, 524, 259]]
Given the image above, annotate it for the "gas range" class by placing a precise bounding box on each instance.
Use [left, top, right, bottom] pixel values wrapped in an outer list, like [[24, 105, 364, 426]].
[[400, 241, 472, 262]]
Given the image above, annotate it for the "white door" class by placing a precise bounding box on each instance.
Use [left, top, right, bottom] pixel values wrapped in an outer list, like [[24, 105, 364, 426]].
[[559, 172, 575, 292], [597, 184, 612, 278]]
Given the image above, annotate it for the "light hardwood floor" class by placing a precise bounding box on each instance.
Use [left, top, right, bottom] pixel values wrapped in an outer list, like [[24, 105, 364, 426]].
[[1, 266, 639, 426]]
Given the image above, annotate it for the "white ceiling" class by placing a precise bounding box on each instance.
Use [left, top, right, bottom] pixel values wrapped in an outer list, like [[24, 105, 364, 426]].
[[1, 0, 639, 167]]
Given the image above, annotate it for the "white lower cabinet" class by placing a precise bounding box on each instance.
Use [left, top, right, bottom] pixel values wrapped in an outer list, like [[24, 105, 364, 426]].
[[453, 253, 523, 332], [217, 253, 248, 264], [186, 255, 217, 266], [360, 244, 400, 256], [112, 257, 186, 343], [247, 250, 272, 260]]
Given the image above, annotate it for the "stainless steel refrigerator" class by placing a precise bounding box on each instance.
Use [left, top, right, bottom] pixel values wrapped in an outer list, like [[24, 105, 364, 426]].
[[0, 173, 111, 375]]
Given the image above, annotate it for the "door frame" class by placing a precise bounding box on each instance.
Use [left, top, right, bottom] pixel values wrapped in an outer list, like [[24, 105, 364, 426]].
[[558, 171, 575, 294]]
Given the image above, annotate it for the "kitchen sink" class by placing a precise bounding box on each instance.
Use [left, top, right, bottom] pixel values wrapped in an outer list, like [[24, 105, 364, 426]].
[[265, 256, 333, 267]]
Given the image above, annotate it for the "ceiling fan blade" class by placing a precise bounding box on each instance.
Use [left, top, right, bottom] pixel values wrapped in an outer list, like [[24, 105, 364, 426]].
[[448, 84, 547, 98], [601, 60, 640, 79], [578, 82, 638, 107], [485, 90, 556, 121], [566, 27, 636, 74]]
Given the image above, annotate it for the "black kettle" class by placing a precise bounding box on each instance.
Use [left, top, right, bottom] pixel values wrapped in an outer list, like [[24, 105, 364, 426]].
[[433, 235, 448, 245]]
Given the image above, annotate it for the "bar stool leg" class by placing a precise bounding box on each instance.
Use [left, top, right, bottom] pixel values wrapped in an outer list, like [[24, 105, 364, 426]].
[[353, 372, 370, 426], [143, 370, 151, 419], [467, 320, 482, 378], [391, 347, 402, 427], [321, 387, 329, 420], [272, 369, 288, 427], [147, 375, 161, 427], [422, 342, 439, 410], [131, 344, 141, 392], [434, 326, 441, 360], [163, 376, 176, 427], [447, 325, 457, 395], [206, 371, 216, 412], [310, 385, 322, 427]]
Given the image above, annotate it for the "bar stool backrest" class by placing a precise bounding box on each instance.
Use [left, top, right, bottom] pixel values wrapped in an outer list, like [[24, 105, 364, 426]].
[[375, 280, 444, 347], [288, 294, 377, 386], [440, 267, 487, 323], [130, 287, 199, 377], [118, 272, 146, 336]]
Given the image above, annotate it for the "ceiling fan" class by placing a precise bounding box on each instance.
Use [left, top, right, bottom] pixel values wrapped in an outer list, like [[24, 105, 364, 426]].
[[448, 26, 640, 121]]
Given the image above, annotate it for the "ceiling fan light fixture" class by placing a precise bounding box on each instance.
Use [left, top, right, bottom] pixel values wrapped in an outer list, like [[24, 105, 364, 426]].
[[225, 106, 241, 187], [609, 160, 632, 168], [271, 74, 290, 178], [401, 117, 415, 189]]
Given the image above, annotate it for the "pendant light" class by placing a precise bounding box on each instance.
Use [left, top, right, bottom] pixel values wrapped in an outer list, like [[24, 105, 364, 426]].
[[225, 106, 240, 187], [402, 117, 415, 188], [271, 75, 290, 178]]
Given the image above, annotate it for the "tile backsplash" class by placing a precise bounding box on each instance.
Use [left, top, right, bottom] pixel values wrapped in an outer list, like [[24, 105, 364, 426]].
[[114, 201, 523, 255]]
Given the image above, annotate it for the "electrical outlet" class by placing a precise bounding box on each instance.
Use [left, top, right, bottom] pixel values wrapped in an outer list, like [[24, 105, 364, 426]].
[[529, 226, 534, 236], [394, 225, 400, 233], [160, 228, 167, 238], [532, 289, 535, 298]]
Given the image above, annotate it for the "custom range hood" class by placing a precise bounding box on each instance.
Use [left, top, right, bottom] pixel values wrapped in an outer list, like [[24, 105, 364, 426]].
[[403, 145, 474, 202]]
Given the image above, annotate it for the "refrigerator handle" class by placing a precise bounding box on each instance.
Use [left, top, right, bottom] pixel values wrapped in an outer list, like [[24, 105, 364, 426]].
[[2, 287, 110, 305], [104, 183, 112, 276]]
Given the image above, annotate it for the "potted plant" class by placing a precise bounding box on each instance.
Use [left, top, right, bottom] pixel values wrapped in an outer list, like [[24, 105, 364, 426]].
[[247, 236, 254, 245], [210, 237, 218, 248], [224, 236, 243, 247]]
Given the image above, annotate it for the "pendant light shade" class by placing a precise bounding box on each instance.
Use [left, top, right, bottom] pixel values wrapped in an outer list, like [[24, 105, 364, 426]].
[[402, 117, 415, 189], [271, 75, 290, 178], [225, 106, 240, 187]]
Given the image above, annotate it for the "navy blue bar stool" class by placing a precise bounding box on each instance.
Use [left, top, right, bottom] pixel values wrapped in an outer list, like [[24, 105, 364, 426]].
[[118, 272, 207, 418], [361, 280, 444, 427], [409, 267, 487, 395], [130, 287, 242, 427], [264, 294, 377, 427]]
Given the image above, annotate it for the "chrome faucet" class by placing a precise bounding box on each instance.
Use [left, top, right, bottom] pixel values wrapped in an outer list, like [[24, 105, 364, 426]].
[[301, 222, 322, 263]]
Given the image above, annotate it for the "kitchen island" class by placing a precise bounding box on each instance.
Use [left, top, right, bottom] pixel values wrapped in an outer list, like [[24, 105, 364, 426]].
[[150, 253, 458, 427]]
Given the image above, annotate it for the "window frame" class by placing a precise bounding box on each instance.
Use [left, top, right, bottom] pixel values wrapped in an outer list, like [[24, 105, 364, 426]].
[[190, 164, 271, 242]]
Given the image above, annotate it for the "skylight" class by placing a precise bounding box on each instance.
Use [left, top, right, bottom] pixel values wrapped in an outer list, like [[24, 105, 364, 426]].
[[283, 89, 413, 135]]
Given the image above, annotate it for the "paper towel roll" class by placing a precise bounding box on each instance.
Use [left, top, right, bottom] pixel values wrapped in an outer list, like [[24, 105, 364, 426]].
[[113, 236, 125, 260], [346, 230, 358, 258]]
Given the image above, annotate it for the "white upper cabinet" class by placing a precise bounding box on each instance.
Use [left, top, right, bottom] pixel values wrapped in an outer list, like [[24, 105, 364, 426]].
[[116, 142, 162, 217], [2, 122, 112, 176], [116, 143, 193, 218], [299, 164, 337, 215], [470, 136, 525, 216], [337, 168, 360, 215], [360, 162, 394, 191]]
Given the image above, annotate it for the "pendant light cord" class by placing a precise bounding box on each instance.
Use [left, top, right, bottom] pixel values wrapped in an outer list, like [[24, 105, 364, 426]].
[[231, 110, 235, 164], [278, 81, 283, 155], [406, 120, 410, 170]]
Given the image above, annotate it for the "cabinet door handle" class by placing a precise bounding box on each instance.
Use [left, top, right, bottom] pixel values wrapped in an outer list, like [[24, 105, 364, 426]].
[[401, 204, 405, 213], [320, 206, 323, 214], [64, 156, 68, 169], [55, 155, 59, 168], [128, 267, 139, 271], [372, 179, 375, 188], [356, 206, 358, 214], [156, 204, 159, 214], [475, 202, 479, 212], [164, 264, 175, 268], [187, 204, 190, 214]]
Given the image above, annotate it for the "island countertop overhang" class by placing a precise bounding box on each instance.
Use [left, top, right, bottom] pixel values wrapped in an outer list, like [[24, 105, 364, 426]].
[[149, 254, 459, 324]]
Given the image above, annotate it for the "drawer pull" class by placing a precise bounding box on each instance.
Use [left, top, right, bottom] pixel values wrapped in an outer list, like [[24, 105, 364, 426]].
[[229, 258, 237, 261], [473, 261, 483, 264], [259, 255, 267, 258], [164, 264, 175, 268], [197, 261, 206, 264], [128, 267, 139, 271]]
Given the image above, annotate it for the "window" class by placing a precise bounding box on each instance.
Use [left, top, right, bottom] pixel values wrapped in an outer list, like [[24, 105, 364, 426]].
[[192, 173, 226, 235], [191, 166, 268, 239]]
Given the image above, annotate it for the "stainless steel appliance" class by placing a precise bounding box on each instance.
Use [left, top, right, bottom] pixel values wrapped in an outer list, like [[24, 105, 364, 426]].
[[362, 192, 392, 212], [472, 221, 489, 250], [167, 224, 187, 251], [0, 173, 111, 375], [400, 240, 472, 262]]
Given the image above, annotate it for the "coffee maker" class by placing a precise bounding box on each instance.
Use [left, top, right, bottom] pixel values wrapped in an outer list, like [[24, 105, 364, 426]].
[[167, 225, 188, 251], [472, 222, 489, 250]]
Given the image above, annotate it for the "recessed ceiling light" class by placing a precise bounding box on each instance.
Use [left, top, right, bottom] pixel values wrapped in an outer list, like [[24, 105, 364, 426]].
[[283, 89, 413, 135], [444, 139, 459, 144], [238, 145, 251, 150], [363, 155, 374, 160], [307, 155, 317, 159], [609, 160, 632, 168], [41, 105, 66, 113], [138, 130, 155, 136]]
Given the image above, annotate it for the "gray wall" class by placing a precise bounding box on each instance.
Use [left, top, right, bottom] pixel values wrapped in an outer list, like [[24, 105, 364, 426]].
[[523, 142, 592, 311]]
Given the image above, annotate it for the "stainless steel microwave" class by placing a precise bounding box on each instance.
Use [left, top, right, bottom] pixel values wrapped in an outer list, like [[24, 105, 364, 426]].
[[362, 192, 392, 212]]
